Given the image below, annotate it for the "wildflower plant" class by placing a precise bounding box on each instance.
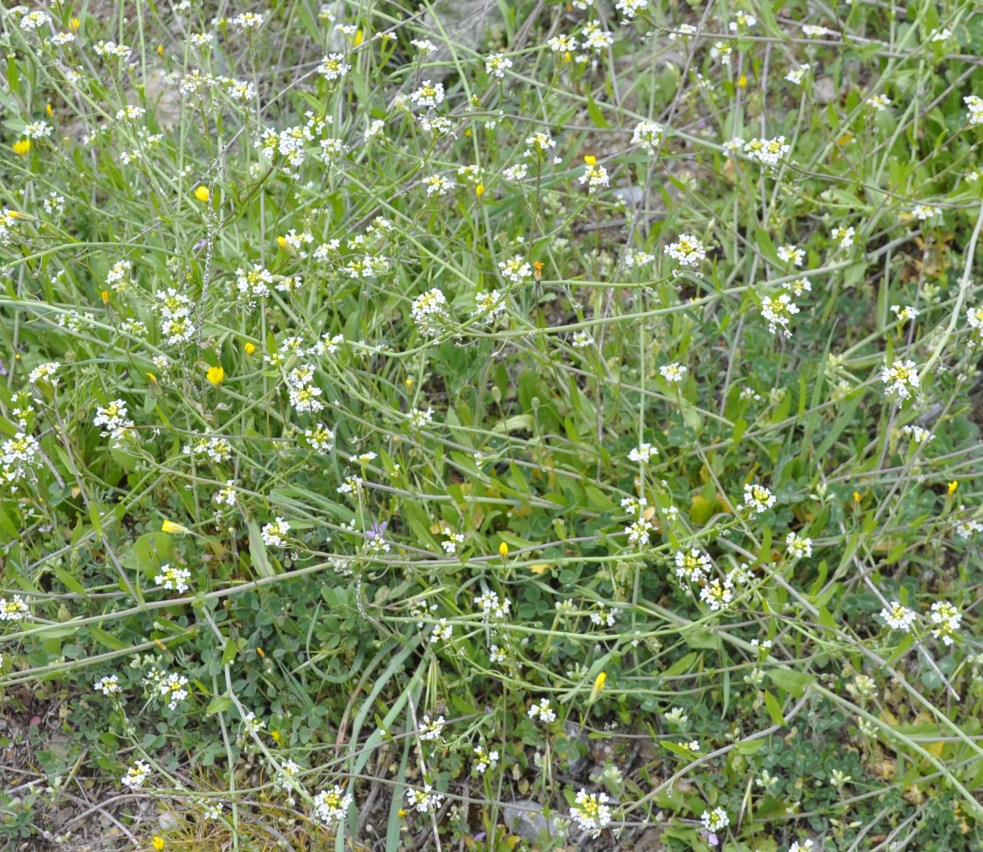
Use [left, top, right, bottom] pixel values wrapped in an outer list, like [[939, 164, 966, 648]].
[[0, 0, 981, 849]]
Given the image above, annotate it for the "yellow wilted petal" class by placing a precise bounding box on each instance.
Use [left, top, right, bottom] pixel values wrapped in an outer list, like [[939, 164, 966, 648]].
[[529, 563, 549, 575], [353, 28, 364, 46], [161, 520, 192, 535], [948, 480, 958, 495]]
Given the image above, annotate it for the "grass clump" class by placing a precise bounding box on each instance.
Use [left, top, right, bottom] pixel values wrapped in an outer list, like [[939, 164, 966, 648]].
[[1, 0, 983, 849]]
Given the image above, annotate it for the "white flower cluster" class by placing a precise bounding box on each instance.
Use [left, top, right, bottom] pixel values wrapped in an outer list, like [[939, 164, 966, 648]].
[[880, 359, 920, 401], [405, 783, 443, 813], [742, 482, 776, 513], [664, 234, 706, 267], [570, 789, 612, 837], [528, 697, 557, 724], [121, 760, 151, 789], [0, 595, 30, 622], [1, 432, 41, 487], [183, 433, 232, 464], [286, 363, 324, 414], [154, 564, 192, 594], [262, 517, 290, 547], [155, 287, 196, 345], [312, 785, 353, 826], [94, 400, 135, 444], [761, 293, 799, 337], [410, 288, 449, 338]]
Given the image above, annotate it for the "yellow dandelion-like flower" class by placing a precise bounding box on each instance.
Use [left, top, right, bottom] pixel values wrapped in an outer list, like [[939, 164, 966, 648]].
[[195, 185, 210, 202], [206, 365, 224, 385]]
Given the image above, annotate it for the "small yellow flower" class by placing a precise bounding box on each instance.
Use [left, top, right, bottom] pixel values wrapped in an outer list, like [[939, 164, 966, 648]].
[[353, 28, 364, 46], [46, 103, 54, 117], [195, 185, 210, 202], [475, 184, 485, 198], [244, 341, 256, 356], [206, 365, 224, 385], [499, 541, 509, 559], [270, 729, 282, 743], [405, 377, 414, 389], [101, 290, 110, 305], [256, 646, 265, 658], [853, 491, 861, 503], [146, 372, 158, 384], [162, 520, 192, 535], [157, 44, 164, 56], [13, 140, 31, 156], [738, 75, 748, 87], [948, 480, 958, 495], [69, 17, 80, 31], [152, 837, 165, 851], [584, 155, 597, 166], [533, 260, 544, 281], [398, 808, 407, 818], [594, 671, 607, 691], [276, 235, 289, 250]]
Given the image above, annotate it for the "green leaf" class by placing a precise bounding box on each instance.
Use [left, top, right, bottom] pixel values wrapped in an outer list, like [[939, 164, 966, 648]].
[[248, 520, 275, 579], [763, 690, 786, 726], [88, 626, 129, 651], [206, 696, 234, 716], [766, 668, 813, 698], [586, 94, 608, 129]]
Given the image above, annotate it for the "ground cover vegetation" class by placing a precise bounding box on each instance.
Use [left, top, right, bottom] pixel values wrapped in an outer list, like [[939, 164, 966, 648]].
[[1, 0, 983, 849]]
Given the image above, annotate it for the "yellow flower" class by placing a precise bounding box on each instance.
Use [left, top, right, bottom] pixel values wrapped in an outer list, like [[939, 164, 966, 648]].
[[195, 185, 210, 202], [46, 103, 54, 117], [853, 491, 861, 503], [353, 28, 364, 46], [146, 372, 158, 384], [157, 44, 164, 56], [589, 671, 607, 703], [69, 17, 80, 31], [499, 541, 509, 559], [948, 480, 958, 495], [152, 838, 165, 851], [161, 520, 192, 535], [475, 184, 485, 198], [584, 155, 596, 166], [276, 235, 289, 251], [270, 729, 282, 743], [244, 341, 256, 356], [206, 365, 224, 385], [13, 140, 31, 156], [738, 75, 748, 87], [101, 290, 110, 305], [533, 261, 544, 281]]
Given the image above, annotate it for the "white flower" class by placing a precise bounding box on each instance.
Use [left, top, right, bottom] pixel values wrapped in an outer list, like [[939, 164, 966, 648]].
[[891, 304, 919, 323], [498, 255, 532, 284], [418, 714, 446, 741], [317, 53, 350, 81], [485, 53, 513, 78], [410, 288, 449, 337], [660, 362, 686, 383], [743, 136, 790, 166], [965, 95, 983, 126], [880, 601, 917, 632], [261, 517, 290, 547], [701, 805, 730, 832], [616, 0, 648, 20], [831, 226, 855, 249], [664, 234, 706, 267], [95, 675, 121, 697], [121, 760, 151, 789], [761, 293, 799, 336], [406, 784, 443, 814], [700, 578, 734, 611], [0, 596, 30, 623], [785, 63, 810, 85], [742, 482, 776, 513], [785, 532, 812, 559], [777, 244, 805, 267], [675, 549, 712, 583], [528, 698, 557, 724], [154, 564, 192, 594], [929, 600, 962, 645], [580, 159, 609, 193], [911, 204, 941, 221], [628, 443, 658, 463], [901, 425, 933, 444], [312, 785, 353, 826], [880, 359, 920, 400], [410, 80, 445, 109], [570, 789, 612, 837], [632, 120, 664, 154]]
